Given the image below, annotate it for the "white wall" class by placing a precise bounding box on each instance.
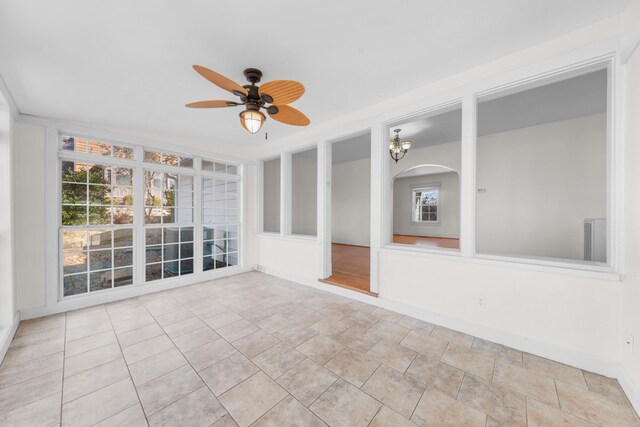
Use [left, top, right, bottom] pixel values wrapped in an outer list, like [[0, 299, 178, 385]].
[[262, 157, 281, 233], [0, 100, 14, 329], [393, 172, 460, 238], [12, 121, 46, 311], [476, 113, 607, 260], [291, 151, 317, 236], [621, 0, 640, 412], [332, 157, 370, 246], [379, 251, 619, 362]]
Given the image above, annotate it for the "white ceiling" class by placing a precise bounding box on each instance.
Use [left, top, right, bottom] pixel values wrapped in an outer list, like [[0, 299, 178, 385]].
[[0, 1, 627, 148]]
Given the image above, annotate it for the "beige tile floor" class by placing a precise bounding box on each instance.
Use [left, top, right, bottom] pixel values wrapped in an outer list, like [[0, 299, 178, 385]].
[[0, 271, 639, 427]]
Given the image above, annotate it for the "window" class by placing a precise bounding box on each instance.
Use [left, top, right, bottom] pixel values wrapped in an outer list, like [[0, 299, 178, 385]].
[[389, 106, 462, 250], [143, 169, 194, 282], [145, 226, 194, 281], [202, 166, 240, 271], [291, 148, 317, 236], [59, 133, 242, 298], [143, 171, 193, 224], [413, 186, 439, 222], [202, 159, 238, 175], [62, 229, 134, 296], [62, 135, 133, 159], [262, 157, 281, 233], [60, 156, 135, 297], [143, 149, 193, 168], [61, 161, 134, 225]]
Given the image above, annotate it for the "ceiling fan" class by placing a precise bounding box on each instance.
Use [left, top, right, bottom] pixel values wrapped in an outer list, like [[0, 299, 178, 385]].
[[186, 66, 310, 134]]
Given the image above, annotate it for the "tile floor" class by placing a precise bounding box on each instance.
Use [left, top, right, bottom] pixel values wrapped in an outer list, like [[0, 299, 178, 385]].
[[0, 271, 639, 427]]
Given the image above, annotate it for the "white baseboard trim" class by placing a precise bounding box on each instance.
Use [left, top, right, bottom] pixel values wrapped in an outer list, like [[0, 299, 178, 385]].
[[0, 311, 21, 364], [20, 266, 253, 320], [617, 363, 640, 417], [393, 232, 460, 239], [261, 266, 618, 379], [332, 239, 371, 247]]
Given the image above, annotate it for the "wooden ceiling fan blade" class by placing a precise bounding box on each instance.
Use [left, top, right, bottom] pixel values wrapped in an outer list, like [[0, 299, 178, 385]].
[[185, 100, 239, 108], [259, 80, 305, 105], [268, 105, 310, 126], [193, 65, 248, 96]]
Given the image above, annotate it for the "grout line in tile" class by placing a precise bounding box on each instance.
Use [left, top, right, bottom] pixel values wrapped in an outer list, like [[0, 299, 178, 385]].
[[59, 313, 67, 425], [104, 303, 150, 427]]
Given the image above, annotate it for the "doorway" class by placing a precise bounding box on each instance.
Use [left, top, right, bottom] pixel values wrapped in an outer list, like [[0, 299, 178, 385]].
[[321, 131, 372, 294]]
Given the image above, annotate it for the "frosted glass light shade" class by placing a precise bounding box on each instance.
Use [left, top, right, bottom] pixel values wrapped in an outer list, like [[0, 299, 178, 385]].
[[240, 110, 265, 134]]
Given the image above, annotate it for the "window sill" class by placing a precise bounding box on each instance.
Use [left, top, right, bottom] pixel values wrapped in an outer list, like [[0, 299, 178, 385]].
[[381, 244, 620, 281], [256, 233, 320, 243]]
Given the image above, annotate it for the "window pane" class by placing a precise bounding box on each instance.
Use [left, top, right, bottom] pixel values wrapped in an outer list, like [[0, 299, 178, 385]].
[[291, 148, 317, 236], [146, 228, 162, 245], [64, 274, 88, 296], [476, 69, 607, 263], [62, 206, 87, 225], [89, 206, 111, 225], [262, 157, 280, 233], [144, 150, 162, 164], [114, 228, 133, 247], [89, 141, 111, 156], [89, 250, 112, 271], [62, 183, 87, 204], [114, 248, 133, 267], [180, 258, 193, 275], [114, 267, 133, 287], [89, 230, 112, 249], [202, 160, 214, 171], [90, 270, 112, 292], [146, 246, 162, 263], [114, 145, 134, 159], [146, 263, 162, 282], [63, 251, 87, 275], [63, 230, 87, 250], [115, 168, 133, 185]]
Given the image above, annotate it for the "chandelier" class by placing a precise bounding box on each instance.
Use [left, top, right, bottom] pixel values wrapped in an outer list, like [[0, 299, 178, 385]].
[[389, 128, 411, 163]]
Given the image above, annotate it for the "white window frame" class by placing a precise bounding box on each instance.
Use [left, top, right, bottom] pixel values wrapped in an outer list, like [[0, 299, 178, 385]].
[[200, 161, 242, 273], [411, 184, 441, 224], [54, 131, 244, 301]]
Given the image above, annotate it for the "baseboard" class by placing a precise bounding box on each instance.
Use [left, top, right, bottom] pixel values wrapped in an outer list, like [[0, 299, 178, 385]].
[[617, 363, 640, 417], [0, 311, 20, 364], [393, 233, 460, 239], [20, 266, 253, 320], [260, 266, 618, 379], [331, 239, 370, 247]]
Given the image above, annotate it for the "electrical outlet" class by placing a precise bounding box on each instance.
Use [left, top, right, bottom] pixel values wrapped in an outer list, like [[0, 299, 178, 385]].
[[478, 297, 485, 307], [626, 335, 635, 353]]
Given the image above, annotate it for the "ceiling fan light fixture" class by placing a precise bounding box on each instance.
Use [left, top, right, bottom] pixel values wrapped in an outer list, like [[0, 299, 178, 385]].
[[240, 109, 265, 134]]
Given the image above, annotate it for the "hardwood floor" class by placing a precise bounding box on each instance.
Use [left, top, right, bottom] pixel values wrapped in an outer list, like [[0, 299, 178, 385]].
[[322, 244, 371, 294], [393, 234, 460, 249]]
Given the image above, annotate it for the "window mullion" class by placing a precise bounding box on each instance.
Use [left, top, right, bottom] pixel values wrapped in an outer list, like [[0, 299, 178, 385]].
[[194, 157, 203, 274], [133, 146, 145, 286]]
